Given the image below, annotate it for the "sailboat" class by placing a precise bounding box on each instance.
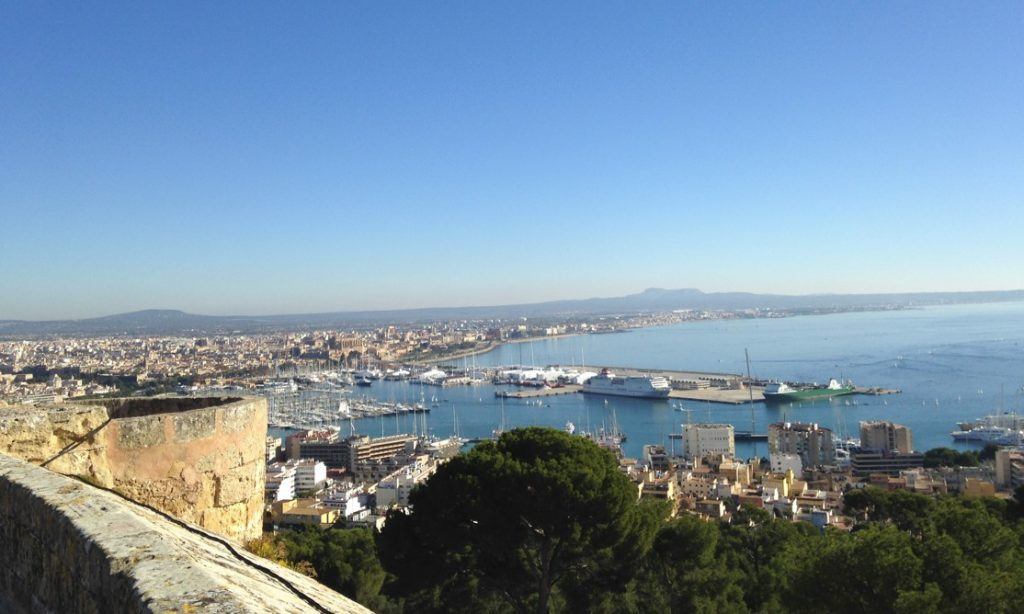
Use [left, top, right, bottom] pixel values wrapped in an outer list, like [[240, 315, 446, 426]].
[[452, 403, 469, 445], [588, 404, 626, 451], [493, 396, 508, 439]]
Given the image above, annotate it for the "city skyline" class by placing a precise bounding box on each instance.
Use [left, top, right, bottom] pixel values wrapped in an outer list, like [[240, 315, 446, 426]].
[[3, 3, 1023, 319]]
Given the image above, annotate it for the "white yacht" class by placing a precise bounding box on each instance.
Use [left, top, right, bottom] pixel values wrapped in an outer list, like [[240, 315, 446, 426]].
[[952, 411, 1024, 444], [950, 425, 1022, 444]]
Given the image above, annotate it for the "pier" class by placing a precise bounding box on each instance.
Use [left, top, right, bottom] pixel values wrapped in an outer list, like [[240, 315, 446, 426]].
[[495, 385, 582, 399], [734, 431, 769, 442], [668, 388, 764, 405], [854, 386, 902, 395]]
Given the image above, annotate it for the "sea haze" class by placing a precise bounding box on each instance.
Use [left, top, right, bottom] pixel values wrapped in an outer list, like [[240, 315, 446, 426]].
[[2, 288, 1023, 337]]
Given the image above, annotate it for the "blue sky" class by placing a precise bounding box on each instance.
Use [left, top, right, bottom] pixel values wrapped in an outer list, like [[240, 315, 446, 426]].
[[2, 2, 1022, 319]]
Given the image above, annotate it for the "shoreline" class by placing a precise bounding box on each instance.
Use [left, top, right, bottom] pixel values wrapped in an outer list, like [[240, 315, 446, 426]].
[[417, 332, 594, 366], [401, 300, 1017, 369]]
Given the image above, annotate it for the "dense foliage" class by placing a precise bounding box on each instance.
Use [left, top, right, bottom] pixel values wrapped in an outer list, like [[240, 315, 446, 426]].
[[377, 427, 663, 613], [255, 429, 1024, 613], [922, 447, 980, 468], [922, 445, 1002, 468]]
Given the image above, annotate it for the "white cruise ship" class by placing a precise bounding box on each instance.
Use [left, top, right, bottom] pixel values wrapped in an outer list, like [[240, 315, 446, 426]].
[[582, 369, 671, 399]]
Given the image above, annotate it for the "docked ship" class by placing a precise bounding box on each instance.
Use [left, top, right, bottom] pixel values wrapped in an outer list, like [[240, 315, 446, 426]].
[[951, 411, 1024, 444], [950, 425, 1022, 445], [581, 369, 671, 399], [762, 378, 855, 403]]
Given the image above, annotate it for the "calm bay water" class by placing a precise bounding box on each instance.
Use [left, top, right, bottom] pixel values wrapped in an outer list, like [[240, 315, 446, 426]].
[[329, 302, 1024, 459]]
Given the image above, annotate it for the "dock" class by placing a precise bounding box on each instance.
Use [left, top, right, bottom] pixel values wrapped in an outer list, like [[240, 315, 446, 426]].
[[496, 385, 582, 399], [492, 384, 763, 405], [854, 386, 902, 395], [734, 431, 769, 442], [668, 388, 764, 405]]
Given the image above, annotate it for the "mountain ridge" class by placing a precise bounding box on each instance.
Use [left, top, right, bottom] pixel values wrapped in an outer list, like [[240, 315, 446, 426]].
[[2, 288, 1023, 337]]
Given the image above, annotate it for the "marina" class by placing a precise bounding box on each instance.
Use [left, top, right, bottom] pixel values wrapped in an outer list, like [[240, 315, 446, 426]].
[[262, 390, 431, 431], [216, 351, 911, 457]]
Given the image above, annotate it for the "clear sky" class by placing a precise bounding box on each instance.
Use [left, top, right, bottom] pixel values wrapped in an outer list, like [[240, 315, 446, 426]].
[[2, 2, 1022, 320]]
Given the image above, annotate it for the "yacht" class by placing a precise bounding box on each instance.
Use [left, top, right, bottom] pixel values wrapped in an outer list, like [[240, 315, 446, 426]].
[[952, 411, 1024, 444], [950, 425, 1022, 444]]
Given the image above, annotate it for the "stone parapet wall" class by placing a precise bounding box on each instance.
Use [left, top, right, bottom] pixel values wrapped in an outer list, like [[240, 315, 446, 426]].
[[0, 454, 368, 613], [0, 397, 268, 542]]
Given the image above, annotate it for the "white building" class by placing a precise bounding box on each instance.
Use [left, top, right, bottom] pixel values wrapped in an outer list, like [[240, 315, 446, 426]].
[[295, 459, 327, 493], [375, 459, 439, 510], [322, 485, 370, 520], [770, 453, 804, 479], [265, 462, 297, 502], [681, 423, 735, 459]]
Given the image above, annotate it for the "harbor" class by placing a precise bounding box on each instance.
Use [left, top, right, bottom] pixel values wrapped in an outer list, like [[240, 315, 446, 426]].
[[198, 356, 910, 443], [165, 299, 1017, 461]]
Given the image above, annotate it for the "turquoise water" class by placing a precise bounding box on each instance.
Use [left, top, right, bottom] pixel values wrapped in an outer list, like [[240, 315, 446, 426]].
[[338, 302, 1024, 459]]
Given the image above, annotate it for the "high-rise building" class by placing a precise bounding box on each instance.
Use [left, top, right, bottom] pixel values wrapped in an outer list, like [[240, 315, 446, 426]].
[[995, 450, 1024, 489], [860, 421, 913, 453], [767, 422, 835, 467], [681, 423, 735, 459], [286, 430, 418, 471], [850, 449, 924, 476]]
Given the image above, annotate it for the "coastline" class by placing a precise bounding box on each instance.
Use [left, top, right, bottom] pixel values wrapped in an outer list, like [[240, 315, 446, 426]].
[[406, 332, 590, 366], [401, 300, 1021, 368]]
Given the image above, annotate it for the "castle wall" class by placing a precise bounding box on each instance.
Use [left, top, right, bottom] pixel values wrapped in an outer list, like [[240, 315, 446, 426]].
[[0, 453, 367, 613], [0, 397, 268, 542]]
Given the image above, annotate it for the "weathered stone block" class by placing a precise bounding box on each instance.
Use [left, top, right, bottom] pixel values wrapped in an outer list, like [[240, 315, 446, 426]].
[[116, 416, 165, 449], [214, 462, 260, 507], [219, 402, 255, 434], [172, 408, 216, 442]]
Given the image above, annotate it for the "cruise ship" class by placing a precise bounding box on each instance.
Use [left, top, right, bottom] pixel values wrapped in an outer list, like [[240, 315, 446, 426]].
[[581, 369, 671, 399]]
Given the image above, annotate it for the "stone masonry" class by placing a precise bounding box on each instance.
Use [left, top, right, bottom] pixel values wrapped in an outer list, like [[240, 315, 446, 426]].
[[0, 397, 268, 542], [0, 453, 368, 613]]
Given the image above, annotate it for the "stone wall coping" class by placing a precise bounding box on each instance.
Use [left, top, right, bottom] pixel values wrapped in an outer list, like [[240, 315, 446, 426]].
[[0, 453, 369, 613]]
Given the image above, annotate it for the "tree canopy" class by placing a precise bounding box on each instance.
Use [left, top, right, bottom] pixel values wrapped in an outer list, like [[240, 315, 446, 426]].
[[249, 428, 1024, 613], [922, 447, 980, 468], [377, 427, 664, 613]]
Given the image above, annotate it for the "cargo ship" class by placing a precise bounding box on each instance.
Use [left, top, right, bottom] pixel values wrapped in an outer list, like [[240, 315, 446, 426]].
[[762, 378, 855, 403], [582, 369, 671, 399]]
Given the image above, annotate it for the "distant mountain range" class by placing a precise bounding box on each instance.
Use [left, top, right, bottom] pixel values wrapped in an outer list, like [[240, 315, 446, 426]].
[[2, 288, 1022, 337]]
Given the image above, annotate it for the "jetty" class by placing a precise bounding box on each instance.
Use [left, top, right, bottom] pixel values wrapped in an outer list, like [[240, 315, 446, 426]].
[[669, 388, 764, 405], [854, 386, 902, 395], [495, 385, 581, 399]]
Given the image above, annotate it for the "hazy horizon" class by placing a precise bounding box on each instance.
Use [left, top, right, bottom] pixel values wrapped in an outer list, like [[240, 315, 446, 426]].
[[4, 285, 1024, 322], [3, 4, 1022, 320]]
